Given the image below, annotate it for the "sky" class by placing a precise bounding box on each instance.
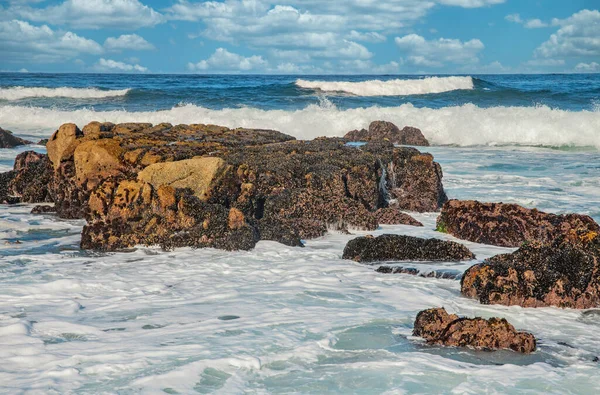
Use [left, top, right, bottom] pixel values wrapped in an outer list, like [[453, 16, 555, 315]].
[[0, 0, 599, 74]]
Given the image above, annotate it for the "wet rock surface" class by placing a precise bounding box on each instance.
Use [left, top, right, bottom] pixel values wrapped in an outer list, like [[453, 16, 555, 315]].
[[0, 151, 53, 204], [0, 127, 32, 148], [462, 231, 600, 308], [342, 234, 475, 263], [374, 207, 423, 226], [413, 307, 536, 353], [376, 266, 461, 279], [345, 121, 430, 146], [437, 200, 600, 247], [1, 122, 448, 251]]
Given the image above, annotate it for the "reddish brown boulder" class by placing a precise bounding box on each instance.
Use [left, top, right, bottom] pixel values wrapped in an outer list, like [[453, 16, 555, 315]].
[[342, 234, 475, 263], [437, 200, 600, 247], [345, 121, 430, 146], [413, 307, 536, 353], [0, 127, 32, 148], [462, 231, 600, 308], [374, 207, 423, 226]]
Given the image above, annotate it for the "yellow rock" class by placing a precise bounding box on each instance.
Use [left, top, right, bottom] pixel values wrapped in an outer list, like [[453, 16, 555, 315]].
[[74, 139, 124, 187], [46, 123, 83, 169], [138, 157, 229, 201]]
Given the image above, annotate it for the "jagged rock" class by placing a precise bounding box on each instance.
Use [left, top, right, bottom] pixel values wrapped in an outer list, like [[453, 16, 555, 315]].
[[437, 200, 600, 247], [413, 307, 536, 353], [342, 234, 475, 263], [2, 121, 448, 251], [31, 205, 56, 214], [0, 151, 54, 204], [376, 266, 460, 279], [0, 127, 32, 148], [462, 231, 600, 308], [345, 121, 430, 146], [374, 207, 423, 226], [37, 139, 48, 146]]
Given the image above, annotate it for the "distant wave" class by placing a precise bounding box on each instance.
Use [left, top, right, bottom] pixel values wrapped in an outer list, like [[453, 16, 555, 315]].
[[295, 76, 474, 96], [1, 102, 599, 149], [0, 87, 131, 101]]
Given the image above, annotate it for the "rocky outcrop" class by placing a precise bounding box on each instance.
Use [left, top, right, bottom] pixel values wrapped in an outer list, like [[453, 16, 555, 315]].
[[2, 121, 447, 251], [437, 200, 600, 247], [0, 127, 32, 148], [345, 121, 430, 146], [413, 307, 536, 353], [374, 207, 423, 226], [461, 231, 600, 308], [342, 234, 475, 263], [0, 151, 53, 204]]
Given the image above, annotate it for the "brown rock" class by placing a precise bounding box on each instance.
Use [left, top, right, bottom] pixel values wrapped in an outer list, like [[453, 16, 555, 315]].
[[413, 307, 536, 353], [138, 157, 229, 201], [374, 207, 423, 226], [7, 151, 53, 203], [46, 123, 83, 169], [0, 127, 32, 148], [344, 121, 430, 146], [342, 234, 475, 263], [437, 200, 600, 247], [461, 232, 600, 308], [74, 139, 125, 187]]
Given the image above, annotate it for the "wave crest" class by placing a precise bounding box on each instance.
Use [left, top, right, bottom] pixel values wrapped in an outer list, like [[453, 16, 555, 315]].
[[1, 103, 599, 149], [0, 87, 131, 101], [295, 76, 474, 96]]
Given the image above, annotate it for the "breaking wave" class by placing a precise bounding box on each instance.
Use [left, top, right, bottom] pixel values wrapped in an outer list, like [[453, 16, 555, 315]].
[[1, 102, 599, 149], [0, 87, 131, 101], [295, 76, 474, 96]]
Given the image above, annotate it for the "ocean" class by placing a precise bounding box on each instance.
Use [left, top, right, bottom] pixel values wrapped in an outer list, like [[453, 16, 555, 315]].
[[1, 73, 600, 393]]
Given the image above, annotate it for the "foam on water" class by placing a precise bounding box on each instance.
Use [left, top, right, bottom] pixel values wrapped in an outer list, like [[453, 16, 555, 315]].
[[1, 146, 600, 392], [0, 87, 130, 101], [1, 102, 599, 149], [296, 76, 474, 96]]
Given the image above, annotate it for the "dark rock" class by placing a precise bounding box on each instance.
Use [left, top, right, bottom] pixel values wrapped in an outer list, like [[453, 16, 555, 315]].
[[37, 139, 48, 146], [0, 127, 32, 148], [342, 234, 475, 263], [0, 151, 54, 204], [374, 207, 423, 226], [413, 307, 536, 353], [31, 205, 56, 214], [345, 121, 430, 146], [437, 200, 600, 247], [461, 231, 600, 308], [376, 265, 460, 279], [11, 121, 447, 251]]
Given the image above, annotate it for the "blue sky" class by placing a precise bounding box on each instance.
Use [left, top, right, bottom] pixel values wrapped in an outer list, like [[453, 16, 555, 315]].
[[1, 0, 599, 74]]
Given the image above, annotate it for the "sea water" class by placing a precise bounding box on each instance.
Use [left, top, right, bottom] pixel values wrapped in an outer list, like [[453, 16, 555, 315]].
[[1, 73, 600, 393]]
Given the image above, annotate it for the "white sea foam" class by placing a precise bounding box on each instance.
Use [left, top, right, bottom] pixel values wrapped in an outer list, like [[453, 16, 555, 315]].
[[295, 76, 474, 96], [0, 86, 130, 101], [1, 102, 599, 149]]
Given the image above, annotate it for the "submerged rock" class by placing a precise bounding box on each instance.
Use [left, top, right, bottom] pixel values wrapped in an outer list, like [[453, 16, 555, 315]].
[[0, 127, 32, 148], [374, 207, 423, 226], [462, 232, 600, 308], [345, 121, 430, 146], [413, 307, 536, 353], [1, 121, 449, 251], [342, 234, 475, 263], [437, 200, 600, 247]]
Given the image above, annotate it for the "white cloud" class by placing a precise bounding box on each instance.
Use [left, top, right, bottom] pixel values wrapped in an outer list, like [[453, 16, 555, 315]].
[[535, 9, 600, 58], [104, 34, 155, 51], [524, 59, 565, 67], [12, 0, 164, 29], [0, 19, 103, 63], [506, 14, 548, 28], [347, 30, 387, 43], [524, 19, 547, 29], [395, 34, 484, 67], [575, 62, 600, 73], [438, 0, 504, 8], [188, 48, 268, 72], [94, 58, 148, 72]]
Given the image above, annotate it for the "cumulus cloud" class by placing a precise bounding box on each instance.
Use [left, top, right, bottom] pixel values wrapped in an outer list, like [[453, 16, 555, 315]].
[[94, 58, 148, 72], [535, 9, 600, 58], [104, 34, 155, 51], [395, 34, 484, 67], [575, 62, 600, 73], [347, 30, 387, 43], [0, 19, 102, 63], [11, 0, 164, 29], [188, 48, 268, 72], [438, 0, 504, 8]]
